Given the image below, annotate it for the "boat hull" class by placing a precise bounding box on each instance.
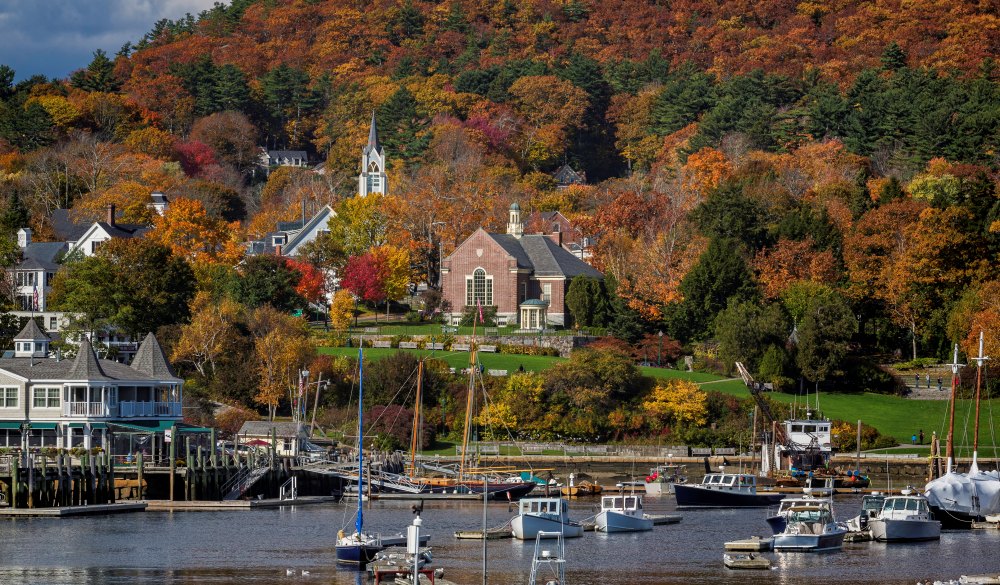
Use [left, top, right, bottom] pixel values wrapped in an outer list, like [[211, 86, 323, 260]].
[[644, 481, 673, 496], [765, 514, 786, 535], [927, 505, 982, 530], [511, 515, 584, 540], [335, 544, 383, 566], [870, 518, 941, 542], [772, 529, 846, 552], [674, 484, 784, 508], [595, 510, 653, 533]]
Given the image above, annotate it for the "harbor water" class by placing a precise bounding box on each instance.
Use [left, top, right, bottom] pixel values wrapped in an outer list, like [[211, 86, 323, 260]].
[[0, 495, 997, 584]]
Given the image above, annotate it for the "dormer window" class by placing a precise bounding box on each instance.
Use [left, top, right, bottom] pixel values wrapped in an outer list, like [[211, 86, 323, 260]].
[[273, 235, 287, 246]]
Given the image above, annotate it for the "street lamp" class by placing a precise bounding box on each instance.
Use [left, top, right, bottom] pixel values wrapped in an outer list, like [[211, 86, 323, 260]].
[[657, 330, 664, 366]]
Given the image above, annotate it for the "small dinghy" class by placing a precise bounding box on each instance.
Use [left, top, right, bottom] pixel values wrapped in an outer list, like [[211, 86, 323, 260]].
[[723, 553, 772, 570]]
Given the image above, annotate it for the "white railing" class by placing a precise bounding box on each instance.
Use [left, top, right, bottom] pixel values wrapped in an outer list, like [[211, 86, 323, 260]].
[[63, 402, 109, 417], [119, 401, 181, 417]]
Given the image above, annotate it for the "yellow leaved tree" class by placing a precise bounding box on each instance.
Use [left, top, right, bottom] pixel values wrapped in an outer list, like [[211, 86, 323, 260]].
[[642, 379, 708, 427]]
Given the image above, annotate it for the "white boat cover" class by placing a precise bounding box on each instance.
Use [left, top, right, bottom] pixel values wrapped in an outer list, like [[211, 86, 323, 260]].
[[924, 469, 1000, 518]]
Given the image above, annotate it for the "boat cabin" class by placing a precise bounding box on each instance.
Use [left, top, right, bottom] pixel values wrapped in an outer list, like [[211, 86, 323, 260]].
[[881, 496, 930, 518], [776, 497, 830, 515], [519, 497, 571, 521], [786, 506, 835, 528], [601, 495, 643, 513], [699, 473, 759, 493]]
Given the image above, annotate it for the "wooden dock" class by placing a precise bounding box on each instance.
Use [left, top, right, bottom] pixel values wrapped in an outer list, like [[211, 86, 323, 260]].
[[724, 536, 773, 551], [0, 502, 147, 517], [145, 496, 336, 510], [844, 530, 872, 542]]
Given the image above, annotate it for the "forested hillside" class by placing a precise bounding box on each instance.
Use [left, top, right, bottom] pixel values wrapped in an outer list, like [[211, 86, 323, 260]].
[[1, 0, 999, 411]]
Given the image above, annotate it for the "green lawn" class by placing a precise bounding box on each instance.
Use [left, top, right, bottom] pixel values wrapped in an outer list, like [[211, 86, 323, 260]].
[[318, 346, 1000, 448], [318, 346, 565, 372]]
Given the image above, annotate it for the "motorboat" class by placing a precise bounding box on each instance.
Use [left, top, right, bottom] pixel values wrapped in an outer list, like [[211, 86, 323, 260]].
[[772, 504, 848, 552], [845, 492, 886, 532], [560, 473, 602, 497], [674, 473, 783, 508], [511, 497, 584, 540], [595, 494, 654, 533], [869, 493, 941, 542], [766, 489, 833, 535]]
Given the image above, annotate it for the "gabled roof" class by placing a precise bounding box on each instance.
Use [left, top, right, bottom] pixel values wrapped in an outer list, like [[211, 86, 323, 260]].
[[14, 319, 49, 342], [131, 333, 177, 379], [553, 164, 586, 186], [65, 339, 112, 381], [96, 221, 148, 239], [283, 205, 336, 256], [50, 209, 90, 243], [238, 420, 304, 438], [481, 232, 602, 279]]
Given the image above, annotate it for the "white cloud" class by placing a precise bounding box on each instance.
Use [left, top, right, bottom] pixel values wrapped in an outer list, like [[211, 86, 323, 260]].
[[0, 0, 220, 80]]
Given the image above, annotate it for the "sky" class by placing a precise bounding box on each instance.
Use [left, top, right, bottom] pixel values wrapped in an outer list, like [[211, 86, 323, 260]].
[[0, 0, 219, 81]]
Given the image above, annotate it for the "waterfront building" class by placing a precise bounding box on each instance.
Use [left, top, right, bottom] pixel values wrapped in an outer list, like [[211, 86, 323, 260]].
[[0, 321, 200, 455]]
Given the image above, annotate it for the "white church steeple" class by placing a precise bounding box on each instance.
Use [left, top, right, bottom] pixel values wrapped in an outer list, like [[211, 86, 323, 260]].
[[358, 111, 388, 197]]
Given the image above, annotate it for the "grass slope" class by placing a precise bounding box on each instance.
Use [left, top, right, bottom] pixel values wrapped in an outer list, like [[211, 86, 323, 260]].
[[317, 346, 1000, 447]]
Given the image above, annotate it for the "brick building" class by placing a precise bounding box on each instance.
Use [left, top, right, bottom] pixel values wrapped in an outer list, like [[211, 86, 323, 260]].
[[441, 203, 602, 328]]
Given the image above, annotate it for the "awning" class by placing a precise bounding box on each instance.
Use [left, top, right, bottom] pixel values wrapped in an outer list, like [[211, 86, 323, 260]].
[[177, 424, 212, 434], [0, 422, 21, 429], [110, 421, 188, 433], [28, 422, 57, 430], [68, 422, 108, 429]]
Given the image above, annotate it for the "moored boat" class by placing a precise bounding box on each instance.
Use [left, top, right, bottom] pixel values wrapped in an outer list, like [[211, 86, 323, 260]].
[[870, 493, 941, 542], [595, 494, 654, 533], [766, 490, 833, 535], [643, 464, 687, 496], [674, 473, 783, 508], [511, 497, 584, 540], [772, 504, 847, 552]]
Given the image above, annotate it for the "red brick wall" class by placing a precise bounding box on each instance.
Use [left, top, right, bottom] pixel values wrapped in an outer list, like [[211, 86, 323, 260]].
[[442, 230, 522, 318]]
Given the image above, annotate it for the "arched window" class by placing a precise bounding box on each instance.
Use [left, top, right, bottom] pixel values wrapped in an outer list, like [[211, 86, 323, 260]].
[[465, 268, 492, 306], [368, 161, 380, 173], [367, 161, 381, 191]]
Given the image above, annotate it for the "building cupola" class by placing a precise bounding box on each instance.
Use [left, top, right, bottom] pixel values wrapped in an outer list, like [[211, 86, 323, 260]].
[[507, 202, 523, 238], [13, 318, 50, 358], [358, 111, 388, 197]]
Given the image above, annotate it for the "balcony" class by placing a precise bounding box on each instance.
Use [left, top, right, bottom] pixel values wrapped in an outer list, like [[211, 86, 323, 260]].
[[63, 402, 112, 417], [119, 401, 181, 417]]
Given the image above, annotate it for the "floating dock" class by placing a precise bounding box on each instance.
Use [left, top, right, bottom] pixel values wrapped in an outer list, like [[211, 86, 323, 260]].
[[972, 520, 1000, 530], [724, 536, 773, 551], [724, 553, 772, 570], [844, 530, 872, 542], [0, 502, 147, 517], [145, 496, 336, 510], [959, 575, 1000, 584], [454, 527, 512, 539]]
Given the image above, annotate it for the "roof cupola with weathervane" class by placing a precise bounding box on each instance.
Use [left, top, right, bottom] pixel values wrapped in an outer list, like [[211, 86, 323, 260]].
[[358, 111, 388, 197], [507, 202, 523, 238], [13, 319, 50, 358]]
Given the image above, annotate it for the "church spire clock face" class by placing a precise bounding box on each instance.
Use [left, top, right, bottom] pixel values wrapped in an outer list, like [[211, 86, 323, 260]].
[[358, 110, 387, 197]]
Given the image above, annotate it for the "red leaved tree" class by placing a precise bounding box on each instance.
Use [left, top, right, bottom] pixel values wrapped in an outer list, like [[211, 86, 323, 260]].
[[285, 257, 325, 304], [340, 252, 387, 311]]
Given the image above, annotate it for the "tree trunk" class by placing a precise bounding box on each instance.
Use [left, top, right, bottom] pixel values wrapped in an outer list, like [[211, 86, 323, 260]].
[[911, 322, 918, 361]]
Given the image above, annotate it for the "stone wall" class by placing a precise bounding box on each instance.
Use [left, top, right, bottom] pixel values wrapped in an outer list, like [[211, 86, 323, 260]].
[[351, 333, 596, 357]]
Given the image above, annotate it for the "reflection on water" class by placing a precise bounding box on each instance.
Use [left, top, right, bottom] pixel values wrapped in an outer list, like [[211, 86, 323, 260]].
[[0, 496, 996, 585]]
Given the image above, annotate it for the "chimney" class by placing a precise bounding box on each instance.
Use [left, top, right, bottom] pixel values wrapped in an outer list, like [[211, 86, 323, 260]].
[[275, 244, 282, 257], [548, 231, 562, 246], [106, 204, 116, 226]]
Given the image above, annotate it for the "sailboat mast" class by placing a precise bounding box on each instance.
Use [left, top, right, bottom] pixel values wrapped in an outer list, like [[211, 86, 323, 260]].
[[356, 347, 364, 535], [945, 343, 964, 470], [460, 311, 480, 482], [410, 359, 424, 476], [973, 331, 990, 459]]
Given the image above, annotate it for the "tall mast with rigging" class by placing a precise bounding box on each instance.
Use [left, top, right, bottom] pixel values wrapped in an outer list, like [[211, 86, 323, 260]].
[[945, 343, 965, 472], [972, 331, 990, 470]]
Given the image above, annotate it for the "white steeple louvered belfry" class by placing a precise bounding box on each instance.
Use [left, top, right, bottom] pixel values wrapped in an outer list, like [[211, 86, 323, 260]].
[[358, 111, 388, 197]]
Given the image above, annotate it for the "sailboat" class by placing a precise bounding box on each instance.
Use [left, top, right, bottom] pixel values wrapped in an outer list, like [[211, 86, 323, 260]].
[[924, 337, 1000, 528], [336, 348, 384, 566]]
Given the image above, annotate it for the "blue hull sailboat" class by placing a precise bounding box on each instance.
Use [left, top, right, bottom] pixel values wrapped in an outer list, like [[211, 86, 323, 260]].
[[336, 348, 384, 566]]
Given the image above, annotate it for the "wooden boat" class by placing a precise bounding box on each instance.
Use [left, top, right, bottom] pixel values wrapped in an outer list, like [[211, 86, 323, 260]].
[[674, 473, 783, 508], [723, 553, 772, 570], [559, 474, 602, 497], [595, 494, 654, 533], [336, 348, 384, 567], [772, 505, 847, 552], [511, 497, 584, 540], [870, 492, 941, 542]]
